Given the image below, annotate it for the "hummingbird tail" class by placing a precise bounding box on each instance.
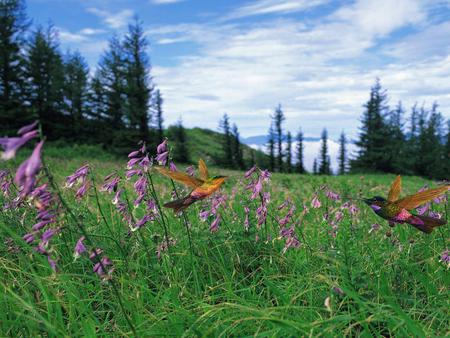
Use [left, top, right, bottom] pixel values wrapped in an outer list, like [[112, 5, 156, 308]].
[[407, 215, 446, 234], [163, 196, 196, 213]]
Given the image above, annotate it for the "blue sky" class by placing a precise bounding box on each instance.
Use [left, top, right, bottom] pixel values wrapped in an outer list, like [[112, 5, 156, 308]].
[[27, 0, 450, 139]]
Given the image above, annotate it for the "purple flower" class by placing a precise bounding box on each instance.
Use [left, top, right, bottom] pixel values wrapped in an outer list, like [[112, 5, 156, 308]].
[[169, 161, 177, 172], [244, 206, 250, 230], [128, 150, 140, 158], [349, 204, 359, 216], [131, 214, 152, 231], [89, 248, 104, 260], [199, 209, 210, 222], [282, 235, 300, 254], [311, 195, 321, 208], [334, 211, 344, 223], [75, 182, 90, 199], [32, 220, 52, 231], [41, 228, 58, 243], [260, 170, 271, 181], [17, 121, 38, 136], [244, 165, 257, 179], [139, 155, 151, 171], [47, 256, 57, 271], [126, 169, 142, 179], [14, 141, 43, 196], [210, 215, 220, 233], [23, 233, 35, 244], [133, 176, 147, 206], [439, 249, 449, 269], [74, 236, 87, 259], [186, 166, 195, 176], [66, 164, 89, 188], [93, 256, 114, 280], [0, 130, 38, 160], [326, 190, 340, 201], [100, 175, 120, 193], [155, 151, 169, 166], [251, 178, 263, 199], [369, 223, 381, 233], [112, 188, 123, 205], [157, 139, 168, 154], [416, 203, 429, 216]]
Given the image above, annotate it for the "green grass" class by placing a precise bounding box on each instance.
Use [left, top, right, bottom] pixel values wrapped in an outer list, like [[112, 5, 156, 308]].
[[0, 148, 449, 337]]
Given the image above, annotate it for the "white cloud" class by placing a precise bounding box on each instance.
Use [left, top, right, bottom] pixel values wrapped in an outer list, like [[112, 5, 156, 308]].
[[87, 7, 134, 29], [224, 0, 329, 20]]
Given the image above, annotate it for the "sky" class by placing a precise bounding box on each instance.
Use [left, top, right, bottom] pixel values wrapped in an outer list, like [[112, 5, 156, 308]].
[[27, 0, 450, 141]]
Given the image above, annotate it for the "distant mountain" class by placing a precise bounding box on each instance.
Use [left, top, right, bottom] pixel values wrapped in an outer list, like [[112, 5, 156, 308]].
[[241, 135, 320, 146]]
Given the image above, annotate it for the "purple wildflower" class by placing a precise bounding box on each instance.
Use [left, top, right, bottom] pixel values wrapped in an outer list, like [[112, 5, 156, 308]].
[[210, 215, 221, 233], [47, 256, 57, 271], [74, 236, 87, 259], [311, 195, 321, 208], [186, 165, 195, 176], [89, 248, 104, 260], [155, 151, 169, 166], [260, 170, 271, 181], [156, 138, 168, 154], [0, 130, 38, 160], [439, 249, 449, 269], [93, 256, 114, 280], [334, 211, 344, 223], [169, 161, 177, 172], [75, 182, 90, 199], [244, 206, 250, 230], [326, 190, 340, 201], [112, 188, 123, 205], [199, 209, 210, 222], [369, 223, 381, 234], [131, 214, 152, 231], [100, 174, 120, 193], [14, 141, 44, 196], [66, 164, 89, 188], [244, 165, 257, 179], [17, 121, 38, 136], [128, 150, 140, 158], [250, 178, 263, 200], [41, 227, 58, 243], [23, 233, 35, 244]]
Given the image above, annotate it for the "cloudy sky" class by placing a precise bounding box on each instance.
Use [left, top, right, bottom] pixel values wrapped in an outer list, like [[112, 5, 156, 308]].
[[28, 0, 450, 140]]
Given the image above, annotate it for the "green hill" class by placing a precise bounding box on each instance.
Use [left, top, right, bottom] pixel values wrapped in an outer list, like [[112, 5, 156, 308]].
[[167, 127, 269, 167]]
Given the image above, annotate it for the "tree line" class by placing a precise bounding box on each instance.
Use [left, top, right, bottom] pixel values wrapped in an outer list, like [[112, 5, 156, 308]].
[[0, 0, 189, 157], [264, 79, 449, 179]]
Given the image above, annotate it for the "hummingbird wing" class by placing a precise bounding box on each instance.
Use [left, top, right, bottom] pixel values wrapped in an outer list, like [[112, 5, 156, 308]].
[[395, 185, 449, 210], [387, 175, 402, 202], [198, 158, 209, 181], [155, 167, 203, 188]]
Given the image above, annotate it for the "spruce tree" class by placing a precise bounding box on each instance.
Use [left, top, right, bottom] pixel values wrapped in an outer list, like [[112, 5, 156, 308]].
[[26, 25, 65, 139], [63, 51, 89, 140], [153, 89, 164, 143], [267, 123, 275, 172], [338, 131, 347, 175], [286, 131, 292, 173], [219, 113, 233, 167], [231, 123, 244, 169], [313, 159, 317, 175], [296, 129, 305, 174], [0, 0, 30, 134], [351, 79, 390, 172], [123, 18, 152, 144], [273, 104, 285, 172], [318, 128, 331, 175], [172, 119, 189, 163]]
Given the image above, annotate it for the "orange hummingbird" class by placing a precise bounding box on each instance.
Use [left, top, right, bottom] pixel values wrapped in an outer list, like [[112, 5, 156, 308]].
[[155, 159, 227, 213], [364, 175, 449, 233]]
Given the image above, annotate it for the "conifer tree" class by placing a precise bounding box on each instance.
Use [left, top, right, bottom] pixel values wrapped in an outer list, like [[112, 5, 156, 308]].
[[0, 0, 30, 134], [153, 89, 164, 143], [267, 123, 275, 172], [318, 128, 331, 175], [313, 159, 318, 175], [231, 123, 244, 169], [63, 51, 89, 139], [219, 113, 233, 167], [286, 131, 292, 173], [296, 129, 305, 174], [273, 104, 285, 172], [26, 25, 65, 139], [123, 18, 152, 144], [338, 131, 347, 175], [171, 119, 189, 163]]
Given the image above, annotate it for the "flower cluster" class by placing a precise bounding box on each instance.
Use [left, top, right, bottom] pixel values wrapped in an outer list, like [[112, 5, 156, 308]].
[[126, 145, 151, 206], [0, 120, 38, 160], [66, 164, 90, 199], [199, 194, 227, 233], [277, 199, 301, 253]]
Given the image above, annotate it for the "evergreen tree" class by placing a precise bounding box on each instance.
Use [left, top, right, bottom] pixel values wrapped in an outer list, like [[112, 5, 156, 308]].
[[296, 129, 305, 174], [313, 159, 318, 175], [153, 89, 164, 143], [123, 18, 152, 144], [231, 123, 244, 169], [219, 113, 233, 167], [171, 119, 189, 163], [0, 0, 30, 134], [97, 35, 126, 146], [386, 101, 407, 173], [286, 131, 292, 173], [318, 128, 331, 175], [267, 123, 275, 172], [62, 51, 89, 139], [338, 131, 347, 175], [273, 104, 285, 172], [250, 149, 256, 167], [87, 71, 107, 122], [26, 25, 65, 139], [351, 79, 391, 172]]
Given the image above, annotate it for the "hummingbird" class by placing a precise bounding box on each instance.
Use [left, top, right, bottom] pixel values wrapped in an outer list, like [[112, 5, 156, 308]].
[[363, 175, 449, 234], [155, 159, 227, 213]]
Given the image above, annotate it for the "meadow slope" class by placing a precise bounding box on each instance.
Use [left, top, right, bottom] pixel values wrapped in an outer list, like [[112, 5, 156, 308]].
[[0, 150, 449, 337]]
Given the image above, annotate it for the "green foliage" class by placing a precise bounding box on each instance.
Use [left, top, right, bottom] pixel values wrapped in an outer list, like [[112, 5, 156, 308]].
[[0, 152, 448, 337], [319, 128, 331, 175]]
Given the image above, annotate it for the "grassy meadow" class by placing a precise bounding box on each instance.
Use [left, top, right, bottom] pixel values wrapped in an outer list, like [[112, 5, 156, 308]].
[[0, 146, 449, 337]]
